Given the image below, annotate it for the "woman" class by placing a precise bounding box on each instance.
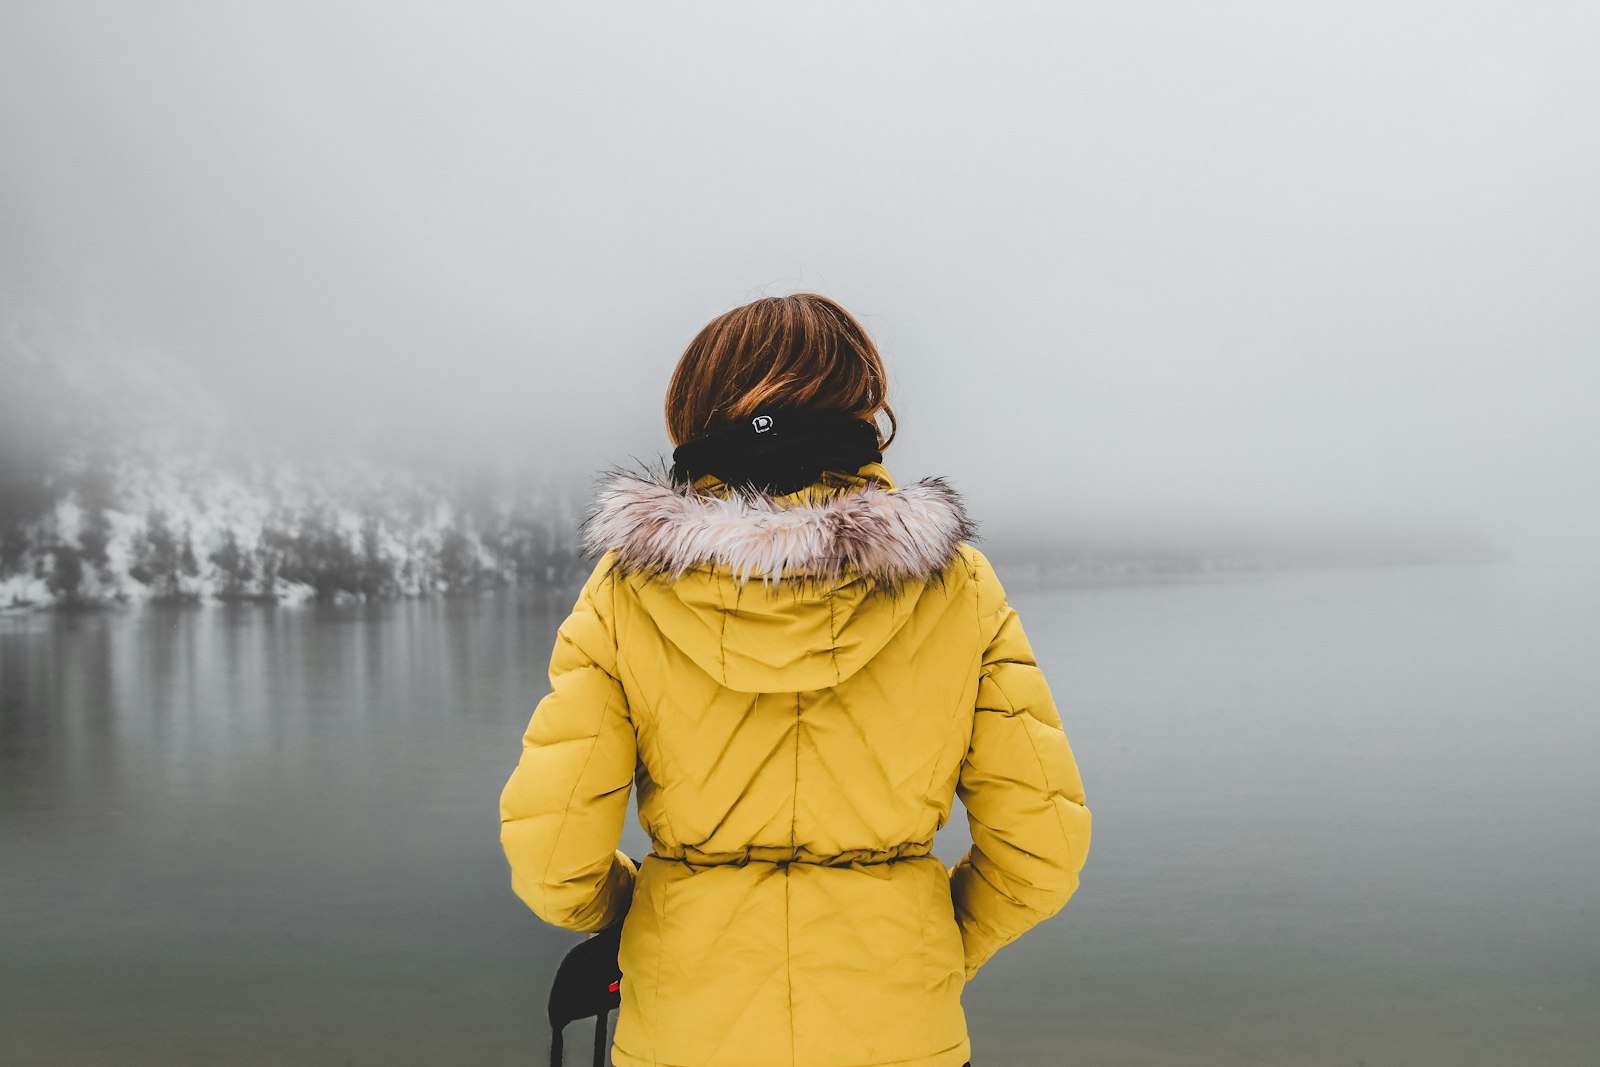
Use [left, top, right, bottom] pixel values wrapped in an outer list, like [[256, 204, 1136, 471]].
[[500, 293, 1092, 1067]]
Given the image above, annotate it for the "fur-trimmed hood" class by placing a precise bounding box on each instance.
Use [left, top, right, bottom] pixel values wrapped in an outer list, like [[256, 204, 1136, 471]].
[[575, 458, 981, 691], [579, 457, 979, 595]]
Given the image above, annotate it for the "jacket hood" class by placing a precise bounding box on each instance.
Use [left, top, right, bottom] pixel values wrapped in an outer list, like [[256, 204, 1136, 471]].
[[578, 458, 979, 692]]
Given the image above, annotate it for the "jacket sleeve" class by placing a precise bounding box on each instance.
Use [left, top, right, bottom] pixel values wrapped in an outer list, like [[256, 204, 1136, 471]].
[[949, 550, 1092, 980], [499, 552, 638, 932]]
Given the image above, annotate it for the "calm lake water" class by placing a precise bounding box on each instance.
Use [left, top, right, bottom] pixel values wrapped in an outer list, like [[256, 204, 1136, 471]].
[[3, 560, 1597, 1065]]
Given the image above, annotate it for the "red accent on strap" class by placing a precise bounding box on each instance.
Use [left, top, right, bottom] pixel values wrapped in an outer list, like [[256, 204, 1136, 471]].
[[608, 980, 620, 992]]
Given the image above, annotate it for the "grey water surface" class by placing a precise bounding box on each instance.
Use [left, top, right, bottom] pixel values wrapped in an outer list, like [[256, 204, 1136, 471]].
[[3, 559, 1597, 1065]]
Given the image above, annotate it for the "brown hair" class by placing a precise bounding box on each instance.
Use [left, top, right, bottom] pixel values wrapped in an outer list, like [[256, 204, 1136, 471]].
[[664, 293, 898, 451]]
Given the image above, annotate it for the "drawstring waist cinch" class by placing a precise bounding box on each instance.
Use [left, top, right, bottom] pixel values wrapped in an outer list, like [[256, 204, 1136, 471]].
[[645, 842, 939, 868]]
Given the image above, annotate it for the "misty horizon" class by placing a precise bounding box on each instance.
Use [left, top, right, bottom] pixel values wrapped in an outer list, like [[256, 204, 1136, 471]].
[[3, 2, 1597, 565]]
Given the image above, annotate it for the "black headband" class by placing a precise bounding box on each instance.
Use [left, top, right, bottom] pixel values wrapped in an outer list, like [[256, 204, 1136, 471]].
[[671, 408, 883, 495]]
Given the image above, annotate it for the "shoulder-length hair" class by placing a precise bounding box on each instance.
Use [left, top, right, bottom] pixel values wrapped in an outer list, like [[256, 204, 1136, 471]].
[[664, 293, 898, 451]]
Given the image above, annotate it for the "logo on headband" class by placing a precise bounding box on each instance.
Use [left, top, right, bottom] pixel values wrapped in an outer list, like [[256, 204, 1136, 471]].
[[751, 415, 774, 433]]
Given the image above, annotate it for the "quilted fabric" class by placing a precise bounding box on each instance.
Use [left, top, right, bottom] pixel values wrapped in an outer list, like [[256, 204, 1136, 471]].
[[500, 462, 1092, 1067]]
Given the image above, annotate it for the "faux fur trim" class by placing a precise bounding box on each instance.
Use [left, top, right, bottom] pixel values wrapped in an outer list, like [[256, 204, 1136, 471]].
[[578, 457, 980, 595]]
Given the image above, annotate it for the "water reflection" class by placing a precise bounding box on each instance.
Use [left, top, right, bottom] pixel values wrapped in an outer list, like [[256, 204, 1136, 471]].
[[2, 563, 1597, 1064]]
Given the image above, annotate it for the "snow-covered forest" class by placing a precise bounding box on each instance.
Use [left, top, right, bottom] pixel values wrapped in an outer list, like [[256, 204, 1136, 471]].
[[1, 442, 591, 608], [1, 304, 592, 609]]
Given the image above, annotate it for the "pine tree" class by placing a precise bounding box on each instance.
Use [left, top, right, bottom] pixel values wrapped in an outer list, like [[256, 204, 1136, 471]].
[[210, 530, 256, 601]]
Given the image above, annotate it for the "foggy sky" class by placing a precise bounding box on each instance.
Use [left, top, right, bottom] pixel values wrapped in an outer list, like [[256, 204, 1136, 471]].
[[3, 2, 1597, 560]]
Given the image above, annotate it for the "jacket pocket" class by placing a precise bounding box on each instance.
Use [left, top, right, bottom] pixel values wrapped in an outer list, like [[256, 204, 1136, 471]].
[[921, 855, 970, 1055]]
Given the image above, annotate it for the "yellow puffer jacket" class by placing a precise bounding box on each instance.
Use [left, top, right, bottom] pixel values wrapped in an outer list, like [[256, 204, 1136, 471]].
[[500, 461, 1091, 1067]]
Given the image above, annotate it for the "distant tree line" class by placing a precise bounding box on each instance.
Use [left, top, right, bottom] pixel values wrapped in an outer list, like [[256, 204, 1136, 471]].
[[0, 443, 596, 608], [5, 502, 592, 608]]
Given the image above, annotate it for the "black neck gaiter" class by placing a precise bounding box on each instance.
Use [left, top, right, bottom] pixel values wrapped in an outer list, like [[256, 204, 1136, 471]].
[[671, 408, 884, 495]]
